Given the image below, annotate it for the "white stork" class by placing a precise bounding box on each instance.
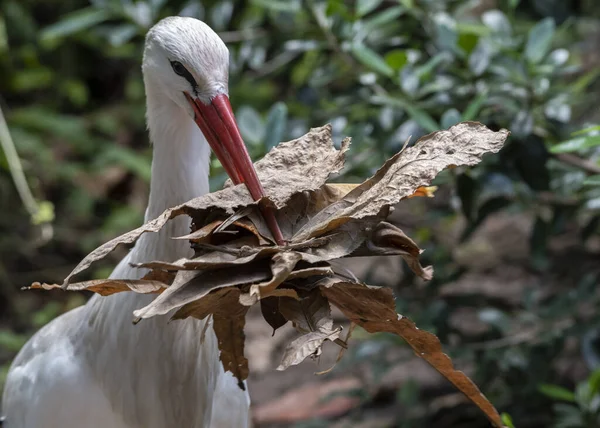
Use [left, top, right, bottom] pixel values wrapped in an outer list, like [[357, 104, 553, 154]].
[[2, 16, 279, 428]]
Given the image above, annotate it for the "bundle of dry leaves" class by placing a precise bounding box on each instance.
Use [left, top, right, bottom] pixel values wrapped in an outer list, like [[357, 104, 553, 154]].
[[31, 122, 509, 427]]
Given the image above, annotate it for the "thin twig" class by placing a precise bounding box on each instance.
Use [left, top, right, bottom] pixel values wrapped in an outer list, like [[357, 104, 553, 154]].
[[0, 104, 53, 244], [555, 153, 600, 175]]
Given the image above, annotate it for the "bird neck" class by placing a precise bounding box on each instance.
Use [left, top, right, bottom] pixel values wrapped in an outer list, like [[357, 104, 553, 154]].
[[76, 77, 220, 428], [139, 77, 212, 263]]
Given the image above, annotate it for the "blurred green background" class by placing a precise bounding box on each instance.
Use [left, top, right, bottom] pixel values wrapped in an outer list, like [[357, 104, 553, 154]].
[[1, 0, 600, 427]]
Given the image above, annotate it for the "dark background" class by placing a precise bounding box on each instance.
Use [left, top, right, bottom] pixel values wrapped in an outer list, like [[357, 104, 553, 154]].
[[1, 0, 600, 426]]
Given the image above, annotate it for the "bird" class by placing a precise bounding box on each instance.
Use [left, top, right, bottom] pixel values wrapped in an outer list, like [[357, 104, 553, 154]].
[[2, 16, 280, 428]]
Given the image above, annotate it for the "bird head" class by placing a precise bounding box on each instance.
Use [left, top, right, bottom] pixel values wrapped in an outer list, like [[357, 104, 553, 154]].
[[141, 16, 262, 199]]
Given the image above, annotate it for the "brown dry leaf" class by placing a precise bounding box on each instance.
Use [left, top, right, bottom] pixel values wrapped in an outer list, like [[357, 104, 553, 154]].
[[287, 265, 334, 280], [226, 124, 350, 209], [28, 279, 166, 296], [294, 122, 509, 241], [173, 219, 223, 242], [141, 269, 175, 284], [175, 218, 270, 246], [315, 322, 357, 376], [260, 296, 288, 333], [239, 287, 300, 306], [133, 261, 272, 320], [408, 186, 438, 198], [316, 183, 435, 211], [352, 221, 433, 280], [62, 124, 350, 284], [132, 246, 279, 271], [320, 281, 503, 428], [293, 217, 432, 281], [279, 289, 334, 335], [170, 287, 233, 321], [247, 252, 302, 299], [211, 288, 249, 389], [277, 328, 342, 370], [311, 183, 360, 212]]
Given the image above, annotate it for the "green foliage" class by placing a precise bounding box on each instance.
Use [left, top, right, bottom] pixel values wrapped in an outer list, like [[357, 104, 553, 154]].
[[540, 370, 600, 428], [1, 0, 600, 427]]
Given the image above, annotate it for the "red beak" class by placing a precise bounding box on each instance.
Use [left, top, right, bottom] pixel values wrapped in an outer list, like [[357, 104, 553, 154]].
[[185, 93, 284, 245]]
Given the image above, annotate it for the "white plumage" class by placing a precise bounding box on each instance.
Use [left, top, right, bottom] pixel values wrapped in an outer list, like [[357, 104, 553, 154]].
[[2, 17, 252, 428]]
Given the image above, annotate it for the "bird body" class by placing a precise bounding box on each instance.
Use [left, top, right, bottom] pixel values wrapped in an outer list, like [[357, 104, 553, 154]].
[[2, 17, 254, 428]]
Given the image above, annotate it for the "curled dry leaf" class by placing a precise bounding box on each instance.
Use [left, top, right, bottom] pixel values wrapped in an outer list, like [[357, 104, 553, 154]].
[[277, 328, 342, 371], [133, 261, 272, 320], [260, 296, 288, 333], [61, 125, 348, 285], [320, 280, 504, 428], [293, 122, 509, 242], [28, 279, 166, 296], [34, 122, 510, 425], [275, 289, 343, 369]]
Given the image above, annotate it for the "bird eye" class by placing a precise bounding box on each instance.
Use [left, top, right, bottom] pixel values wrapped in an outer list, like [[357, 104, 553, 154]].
[[170, 61, 187, 76]]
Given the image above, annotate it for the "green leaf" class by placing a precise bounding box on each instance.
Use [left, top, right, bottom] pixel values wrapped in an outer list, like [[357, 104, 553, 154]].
[[462, 90, 487, 121], [237, 106, 265, 145], [0, 15, 8, 54], [356, 0, 383, 17], [572, 125, 600, 136], [264, 102, 288, 150], [584, 175, 600, 186], [501, 412, 516, 428], [384, 50, 408, 71], [61, 80, 89, 107], [538, 384, 576, 402], [550, 136, 600, 154], [351, 44, 394, 77], [362, 7, 405, 35], [525, 18, 555, 63], [588, 369, 600, 396], [98, 146, 152, 182], [40, 7, 111, 45], [440, 109, 461, 129], [509, 0, 521, 9], [108, 24, 138, 47], [251, 0, 300, 12], [32, 201, 55, 225], [11, 68, 54, 92], [371, 95, 438, 132]]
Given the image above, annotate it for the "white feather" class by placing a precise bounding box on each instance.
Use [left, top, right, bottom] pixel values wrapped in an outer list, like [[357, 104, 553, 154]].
[[2, 16, 250, 428]]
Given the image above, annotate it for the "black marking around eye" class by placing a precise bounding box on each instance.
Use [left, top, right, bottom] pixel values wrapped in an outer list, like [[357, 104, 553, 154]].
[[170, 60, 198, 91]]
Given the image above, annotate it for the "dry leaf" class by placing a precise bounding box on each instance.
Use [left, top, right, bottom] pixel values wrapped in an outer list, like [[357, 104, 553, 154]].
[[352, 221, 433, 280], [170, 288, 233, 321], [277, 328, 342, 370], [28, 279, 166, 296], [320, 281, 504, 428], [247, 252, 302, 299], [260, 297, 288, 333], [226, 124, 350, 210], [133, 261, 272, 320], [62, 125, 350, 284], [279, 289, 334, 335], [294, 122, 509, 241], [315, 322, 357, 376], [408, 186, 438, 198], [173, 219, 223, 242], [212, 288, 249, 390], [132, 246, 279, 271], [40, 122, 510, 424]]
